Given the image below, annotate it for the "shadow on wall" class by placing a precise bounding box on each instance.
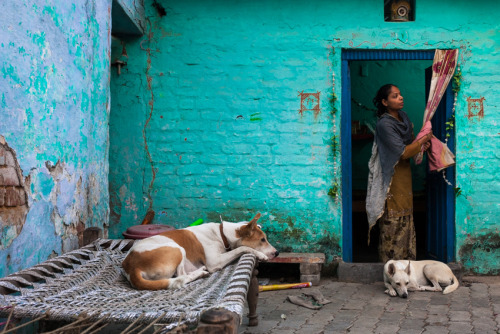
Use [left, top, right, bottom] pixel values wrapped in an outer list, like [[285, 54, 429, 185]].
[[0, 135, 29, 250]]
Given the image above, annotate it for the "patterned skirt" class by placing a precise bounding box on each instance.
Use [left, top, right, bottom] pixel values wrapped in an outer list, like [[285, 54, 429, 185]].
[[378, 214, 416, 263]]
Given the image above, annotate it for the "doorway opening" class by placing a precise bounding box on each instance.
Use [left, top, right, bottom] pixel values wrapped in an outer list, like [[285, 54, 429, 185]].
[[341, 49, 456, 263], [350, 59, 431, 262]]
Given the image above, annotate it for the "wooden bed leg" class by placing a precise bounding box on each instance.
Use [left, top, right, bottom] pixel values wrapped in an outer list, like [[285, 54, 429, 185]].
[[247, 267, 259, 326], [197, 308, 238, 334]]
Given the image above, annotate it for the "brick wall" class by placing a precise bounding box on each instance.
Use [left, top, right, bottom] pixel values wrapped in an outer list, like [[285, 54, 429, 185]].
[[109, 0, 500, 273], [0, 139, 29, 250]]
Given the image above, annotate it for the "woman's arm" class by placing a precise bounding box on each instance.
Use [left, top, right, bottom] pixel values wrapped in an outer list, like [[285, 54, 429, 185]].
[[401, 133, 432, 159]]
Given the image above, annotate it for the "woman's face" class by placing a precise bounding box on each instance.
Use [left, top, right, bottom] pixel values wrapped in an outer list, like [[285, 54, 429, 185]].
[[382, 86, 404, 112]]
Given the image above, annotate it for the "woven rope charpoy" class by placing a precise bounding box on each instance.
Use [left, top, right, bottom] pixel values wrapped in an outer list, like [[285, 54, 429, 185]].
[[0, 239, 256, 333]]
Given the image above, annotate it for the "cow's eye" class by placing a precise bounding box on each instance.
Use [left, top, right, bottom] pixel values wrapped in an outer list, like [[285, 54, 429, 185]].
[[261, 238, 266, 242]]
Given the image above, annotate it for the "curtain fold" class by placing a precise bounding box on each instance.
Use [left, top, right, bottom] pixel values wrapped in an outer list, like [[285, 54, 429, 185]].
[[414, 49, 458, 172]]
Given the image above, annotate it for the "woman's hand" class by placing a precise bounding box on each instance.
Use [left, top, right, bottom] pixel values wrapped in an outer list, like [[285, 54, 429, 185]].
[[420, 131, 433, 144], [417, 131, 432, 151]]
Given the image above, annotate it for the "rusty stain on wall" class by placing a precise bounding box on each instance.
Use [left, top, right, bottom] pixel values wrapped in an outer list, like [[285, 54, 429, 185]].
[[0, 135, 29, 249], [467, 96, 485, 119], [298, 91, 321, 117]]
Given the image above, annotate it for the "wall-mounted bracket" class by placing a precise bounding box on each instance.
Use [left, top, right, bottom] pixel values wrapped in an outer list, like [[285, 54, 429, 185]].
[[111, 60, 127, 75]]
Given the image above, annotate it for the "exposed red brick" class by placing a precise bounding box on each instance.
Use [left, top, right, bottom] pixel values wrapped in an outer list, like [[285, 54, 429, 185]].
[[0, 167, 20, 186], [17, 188, 26, 206], [0, 139, 28, 250], [0, 187, 5, 206], [0, 148, 5, 166], [5, 187, 21, 207], [3, 151, 16, 167]]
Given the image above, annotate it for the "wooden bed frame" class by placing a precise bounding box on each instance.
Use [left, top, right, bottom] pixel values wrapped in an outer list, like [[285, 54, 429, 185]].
[[0, 239, 260, 334]]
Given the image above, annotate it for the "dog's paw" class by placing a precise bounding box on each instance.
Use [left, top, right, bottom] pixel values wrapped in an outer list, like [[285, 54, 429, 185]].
[[255, 252, 269, 261], [384, 289, 397, 297], [195, 266, 209, 277], [199, 266, 209, 276]]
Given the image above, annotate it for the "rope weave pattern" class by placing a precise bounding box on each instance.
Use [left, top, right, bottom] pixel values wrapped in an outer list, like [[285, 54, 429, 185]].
[[0, 239, 256, 332]]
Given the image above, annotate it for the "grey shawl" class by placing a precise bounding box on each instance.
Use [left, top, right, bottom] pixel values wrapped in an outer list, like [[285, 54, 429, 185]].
[[366, 111, 414, 235]]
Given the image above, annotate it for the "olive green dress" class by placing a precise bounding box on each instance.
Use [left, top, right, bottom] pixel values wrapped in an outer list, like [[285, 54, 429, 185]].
[[378, 156, 417, 262]]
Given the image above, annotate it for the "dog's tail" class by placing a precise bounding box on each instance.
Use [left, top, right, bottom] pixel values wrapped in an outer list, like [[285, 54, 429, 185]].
[[443, 273, 459, 294], [127, 268, 171, 290]]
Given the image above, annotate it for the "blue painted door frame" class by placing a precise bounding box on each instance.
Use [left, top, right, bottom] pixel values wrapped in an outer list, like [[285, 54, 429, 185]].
[[341, 58, 352, 261], [425, 67, 456, 263], [341, 49, 455, 263]]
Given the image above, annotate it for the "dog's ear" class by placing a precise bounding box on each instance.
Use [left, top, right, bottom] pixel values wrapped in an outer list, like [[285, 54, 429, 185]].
[[237, 213, 261, 238], [405, 261, 411, 275], [248, 213, 261, 226], [388, 263, 396, 277]]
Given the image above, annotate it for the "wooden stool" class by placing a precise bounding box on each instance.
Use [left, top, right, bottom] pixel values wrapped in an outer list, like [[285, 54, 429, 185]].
[[269, 253, 325, 285]]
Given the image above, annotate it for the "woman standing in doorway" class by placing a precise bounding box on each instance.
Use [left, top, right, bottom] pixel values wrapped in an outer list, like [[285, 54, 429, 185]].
[[366, 84, 432, 262]]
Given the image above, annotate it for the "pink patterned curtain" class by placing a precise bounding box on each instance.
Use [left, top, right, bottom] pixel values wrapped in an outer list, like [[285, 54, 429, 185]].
[[414, 49, 458, 172]]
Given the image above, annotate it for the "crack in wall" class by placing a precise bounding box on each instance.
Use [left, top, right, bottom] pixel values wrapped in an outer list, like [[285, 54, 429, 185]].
[[139, 17, 158, 224]]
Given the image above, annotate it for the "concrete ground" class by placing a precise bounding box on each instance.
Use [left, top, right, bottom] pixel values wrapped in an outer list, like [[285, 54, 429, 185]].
[[239, 276, 500, 334]]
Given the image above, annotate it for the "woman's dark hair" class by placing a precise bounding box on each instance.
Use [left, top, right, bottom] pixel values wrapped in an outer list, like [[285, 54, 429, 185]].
[[373, 84, 396, 118]]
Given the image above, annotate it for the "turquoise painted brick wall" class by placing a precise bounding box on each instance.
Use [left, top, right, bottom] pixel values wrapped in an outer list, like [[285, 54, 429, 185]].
[[0, 0, 111, 277], [110, 0, 500, 273]]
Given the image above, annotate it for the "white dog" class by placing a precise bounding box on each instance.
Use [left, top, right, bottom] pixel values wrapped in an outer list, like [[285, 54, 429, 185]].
[[383, 260, 459, 298], [122, 213, 278, 290]]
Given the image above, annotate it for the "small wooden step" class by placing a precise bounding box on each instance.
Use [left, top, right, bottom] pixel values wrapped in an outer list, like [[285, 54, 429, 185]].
[[269, 252, 325, 264], [269, 253, 325, 285]]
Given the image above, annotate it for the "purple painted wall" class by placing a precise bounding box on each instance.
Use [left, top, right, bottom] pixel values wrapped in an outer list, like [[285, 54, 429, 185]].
[[0, 0, 112, 277]]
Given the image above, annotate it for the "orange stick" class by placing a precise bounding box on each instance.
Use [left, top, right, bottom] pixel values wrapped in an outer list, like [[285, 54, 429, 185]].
[[259, 282, 312, 292]]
